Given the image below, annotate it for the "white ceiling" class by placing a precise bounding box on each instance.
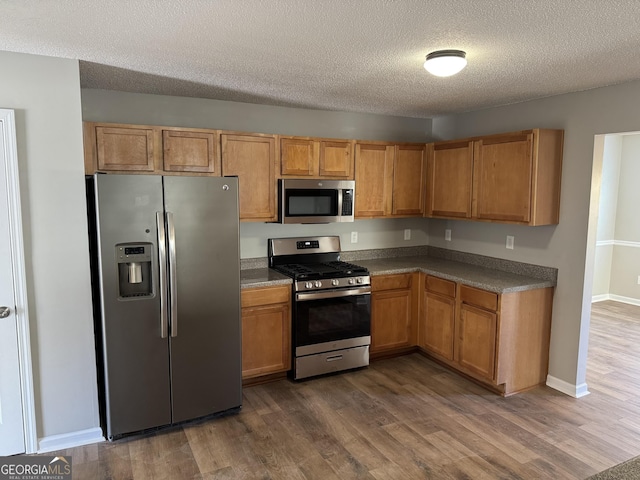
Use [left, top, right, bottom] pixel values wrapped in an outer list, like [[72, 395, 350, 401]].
[[2, 1, 640, 118]]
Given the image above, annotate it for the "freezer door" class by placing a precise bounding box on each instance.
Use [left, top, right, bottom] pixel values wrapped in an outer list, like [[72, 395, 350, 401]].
[[163, 176, 242, 422], [93, 174, 171, 438]]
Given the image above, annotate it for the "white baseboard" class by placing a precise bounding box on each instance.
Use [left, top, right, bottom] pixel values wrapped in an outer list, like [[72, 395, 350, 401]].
[[546, 375, 590, 398], [37, 427, 104, 453], [609, 294, 640, 307], [592, 293, 640, 306]]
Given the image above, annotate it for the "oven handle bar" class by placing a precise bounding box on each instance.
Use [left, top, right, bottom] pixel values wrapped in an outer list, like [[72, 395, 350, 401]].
[[296, 286, 371, 302]]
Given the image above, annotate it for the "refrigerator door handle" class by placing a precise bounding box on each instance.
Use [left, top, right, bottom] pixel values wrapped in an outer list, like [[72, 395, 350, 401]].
[[167, 211, 178, 337], [156, 212, 169, 339]]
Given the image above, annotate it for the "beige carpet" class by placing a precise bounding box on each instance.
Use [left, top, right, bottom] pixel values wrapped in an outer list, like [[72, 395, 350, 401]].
[[588, 456, 640, 479]]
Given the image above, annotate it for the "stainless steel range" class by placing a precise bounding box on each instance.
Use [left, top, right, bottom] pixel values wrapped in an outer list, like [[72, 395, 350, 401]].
[[268, 236, 371, 380]]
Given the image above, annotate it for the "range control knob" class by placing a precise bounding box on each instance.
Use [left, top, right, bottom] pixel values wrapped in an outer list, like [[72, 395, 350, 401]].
[[331, 279, 339, 286], [305, 282, 313, 289], [357, 277, 363, 284], [314, 281, 322, 288], [348, 278, 355, 285]]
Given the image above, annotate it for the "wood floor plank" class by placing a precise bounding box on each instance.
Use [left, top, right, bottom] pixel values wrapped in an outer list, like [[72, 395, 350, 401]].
[[44, 300, 640, 479]]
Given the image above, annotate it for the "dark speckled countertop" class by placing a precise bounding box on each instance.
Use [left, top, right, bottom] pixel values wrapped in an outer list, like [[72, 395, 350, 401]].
[[354, 256, 554, 293], [240, 246, 557, 293], [240, 268, 291, 289]]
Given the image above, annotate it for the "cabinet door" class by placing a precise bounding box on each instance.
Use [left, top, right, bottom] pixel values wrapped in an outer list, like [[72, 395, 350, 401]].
[[163, 129, 220, 174], [393, 144, 426, 216], [457, 304, 497, 381], [319, 140, 353, 178], [354, 143, 394, 218], [241, 303, 291, 379], [426, 141, 473, 218], [371, 288, 412, 353], [96, 126, 156, 172], [221, 134, 277, 221], [421, 291, 455, 360], [473, 133, 533, 223], [280, 137, 316, 176]]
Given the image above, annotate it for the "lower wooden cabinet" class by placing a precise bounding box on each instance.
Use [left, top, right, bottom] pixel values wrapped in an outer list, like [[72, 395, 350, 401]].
[[457, 302, 497, 380], [241, 285, 291, 380], [418, 276, 554, 395], [420, 276, 456, 360], [371, 273, 418, 355]]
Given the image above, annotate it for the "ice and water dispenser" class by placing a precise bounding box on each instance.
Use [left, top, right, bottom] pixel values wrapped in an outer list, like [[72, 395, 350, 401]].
[[115, 243, 153, 298]]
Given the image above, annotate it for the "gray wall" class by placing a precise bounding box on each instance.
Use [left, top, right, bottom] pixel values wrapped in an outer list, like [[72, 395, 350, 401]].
[[81, 89, 431, 142], [592, 135, 621, 297], [433, 79, 640, 392], [0, 52, 99, 441], [81, 89, 432, 258], [610, 135, 640, 301]]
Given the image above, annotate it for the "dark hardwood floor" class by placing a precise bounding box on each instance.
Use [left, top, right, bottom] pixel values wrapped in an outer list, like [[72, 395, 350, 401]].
[[55, 300, 640, 479]]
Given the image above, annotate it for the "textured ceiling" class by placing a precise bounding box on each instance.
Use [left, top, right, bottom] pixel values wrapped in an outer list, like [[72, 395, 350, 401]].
[[2, 1, 640, 118]]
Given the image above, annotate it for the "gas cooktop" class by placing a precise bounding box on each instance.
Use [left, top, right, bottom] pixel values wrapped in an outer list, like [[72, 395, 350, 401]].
[[268, 236, 370, 291]]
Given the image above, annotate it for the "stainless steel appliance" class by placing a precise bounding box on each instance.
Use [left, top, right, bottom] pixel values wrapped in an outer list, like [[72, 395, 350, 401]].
[[86, 174, 242, 440], [279, 179, 355, 224], [268, 236, 371, 379]]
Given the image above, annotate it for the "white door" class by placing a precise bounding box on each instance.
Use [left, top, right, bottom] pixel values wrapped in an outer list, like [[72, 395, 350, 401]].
[[0, 110, 26, 455]]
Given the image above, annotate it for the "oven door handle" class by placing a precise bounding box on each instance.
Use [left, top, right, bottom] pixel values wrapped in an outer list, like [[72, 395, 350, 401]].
[[296, 286, 371, 302]]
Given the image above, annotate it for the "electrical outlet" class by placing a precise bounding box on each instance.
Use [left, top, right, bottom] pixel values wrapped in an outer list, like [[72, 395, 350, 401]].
[[445, 229, 452, 241], [404, 229, 411, 240], [637, 275, 640, 285], [506, 235, 515, 250], [350, 231, 358, 243]]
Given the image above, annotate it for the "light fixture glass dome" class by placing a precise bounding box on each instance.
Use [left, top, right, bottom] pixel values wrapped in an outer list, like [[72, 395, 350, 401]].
[[424, 50, 467, 77]]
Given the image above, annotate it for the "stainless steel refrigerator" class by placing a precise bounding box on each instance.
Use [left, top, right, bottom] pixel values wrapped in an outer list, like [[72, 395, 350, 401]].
[[87, 174, 242, 440]]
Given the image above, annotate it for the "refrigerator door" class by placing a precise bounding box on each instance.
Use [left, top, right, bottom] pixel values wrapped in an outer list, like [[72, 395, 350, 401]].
[[94, 174, 171, 438], [163, 176, 242, 423]]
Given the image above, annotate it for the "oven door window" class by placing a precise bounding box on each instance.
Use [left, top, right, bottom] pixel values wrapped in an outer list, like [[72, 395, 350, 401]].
[[295, 293, 371, 346], [286, 189, 338, 217]]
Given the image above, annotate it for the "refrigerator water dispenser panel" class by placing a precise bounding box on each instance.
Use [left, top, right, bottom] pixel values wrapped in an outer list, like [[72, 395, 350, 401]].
[[116, 243, 153, 299]]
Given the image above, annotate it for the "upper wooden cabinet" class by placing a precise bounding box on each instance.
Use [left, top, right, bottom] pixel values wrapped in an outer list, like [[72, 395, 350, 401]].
[[162, 129, 220, 174], [426, 140, 473, 219], [426, 129, 563, 225], [91, 124, 157, 172], [84, 122, 221, 176], [221, 133, 277, 222], [392, 144, 426, 216], [354, 142, 426, 219], [279, 136, 354, 178], [354, 143, 394, 217]]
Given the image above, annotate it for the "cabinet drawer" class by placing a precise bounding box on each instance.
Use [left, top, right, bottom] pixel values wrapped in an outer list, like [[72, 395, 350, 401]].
[[425, 276, 456, 298], [372, 273, 412, 291], [241, 285, 291, 308], [460, 285, 498, 311]]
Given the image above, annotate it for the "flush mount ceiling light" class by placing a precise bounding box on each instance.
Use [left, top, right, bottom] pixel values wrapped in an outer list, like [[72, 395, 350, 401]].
[[424, 50, 467, 77]]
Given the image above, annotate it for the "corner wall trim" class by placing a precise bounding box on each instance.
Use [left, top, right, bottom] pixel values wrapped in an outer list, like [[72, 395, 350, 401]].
[[546, 375, 590, 398], [37, 427, 104, 453]]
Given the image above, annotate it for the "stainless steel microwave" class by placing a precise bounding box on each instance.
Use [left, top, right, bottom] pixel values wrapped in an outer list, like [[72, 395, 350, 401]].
[[279, 179, 355, 224]]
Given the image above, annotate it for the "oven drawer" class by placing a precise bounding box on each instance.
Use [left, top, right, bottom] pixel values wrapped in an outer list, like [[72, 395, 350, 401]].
[[295, 345, 369, 380]]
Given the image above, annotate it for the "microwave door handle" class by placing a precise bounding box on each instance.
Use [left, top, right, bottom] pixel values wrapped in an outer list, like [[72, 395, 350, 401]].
[[167, 211, 178, 338], [156, 212, 169, 339]]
